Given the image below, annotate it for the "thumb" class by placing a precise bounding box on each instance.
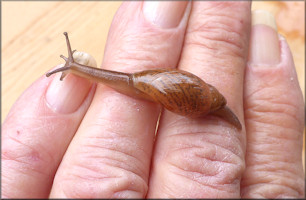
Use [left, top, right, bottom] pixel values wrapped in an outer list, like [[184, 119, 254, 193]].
[[2, 65, 95, 198]]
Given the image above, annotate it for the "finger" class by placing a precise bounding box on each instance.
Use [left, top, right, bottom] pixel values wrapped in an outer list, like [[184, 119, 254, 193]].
[[240, 10, 304, 198], [148, 2, 251, 198], [2, 63, 95, 198], [50, 1, 191, 198]]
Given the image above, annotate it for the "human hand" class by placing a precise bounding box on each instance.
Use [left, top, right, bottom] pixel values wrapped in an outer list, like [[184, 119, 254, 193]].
[[2, 1, 304, 198]]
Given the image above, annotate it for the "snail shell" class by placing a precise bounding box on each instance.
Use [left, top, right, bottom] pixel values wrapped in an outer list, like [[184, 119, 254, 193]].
[[132, 69, 227, 117], [46, 32, 241, 129]]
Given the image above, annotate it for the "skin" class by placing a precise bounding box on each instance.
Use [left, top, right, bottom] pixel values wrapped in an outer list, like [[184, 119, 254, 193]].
[[2, 1, 304, 198]]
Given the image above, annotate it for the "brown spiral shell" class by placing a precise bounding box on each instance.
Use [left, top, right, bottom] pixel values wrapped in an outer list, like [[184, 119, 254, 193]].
[[132, 69, 227, 117]]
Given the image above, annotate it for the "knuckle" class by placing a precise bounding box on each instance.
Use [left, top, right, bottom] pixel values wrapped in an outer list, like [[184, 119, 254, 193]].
[[55, 131, 149, 198], [163, 134, 245, 187], [244, 66, 304, 131], [2, 136, 54, 176], [59, 160, 148, 198], [185, 13, 248, 59], [245, 88, 304, 132], [242, 171, 305, 198]]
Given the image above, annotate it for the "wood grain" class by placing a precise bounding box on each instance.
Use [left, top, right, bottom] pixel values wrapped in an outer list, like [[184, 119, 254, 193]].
[[2, 2, 304, 169], [2, 1, 122, 121]]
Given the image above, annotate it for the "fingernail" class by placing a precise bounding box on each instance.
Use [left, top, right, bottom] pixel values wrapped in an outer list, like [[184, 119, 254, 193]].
[[249, 10, 280, 65], [46, 65, 92, 114], [143, 1, 188, 28]]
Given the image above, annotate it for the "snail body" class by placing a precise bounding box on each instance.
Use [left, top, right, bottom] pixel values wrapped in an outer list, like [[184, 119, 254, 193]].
[[46, 32, 241, 129]]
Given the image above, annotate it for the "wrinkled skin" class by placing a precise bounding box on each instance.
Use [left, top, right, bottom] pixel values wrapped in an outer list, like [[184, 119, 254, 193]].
[[2, 1, 304, 198]]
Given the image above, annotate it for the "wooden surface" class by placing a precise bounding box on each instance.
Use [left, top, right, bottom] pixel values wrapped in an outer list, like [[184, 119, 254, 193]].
[[2, 1, 122, 121], [2, 2, 305, 168]]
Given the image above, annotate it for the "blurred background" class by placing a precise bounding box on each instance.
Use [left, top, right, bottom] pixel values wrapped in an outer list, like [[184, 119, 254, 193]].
[[2, 2, 305, 169]]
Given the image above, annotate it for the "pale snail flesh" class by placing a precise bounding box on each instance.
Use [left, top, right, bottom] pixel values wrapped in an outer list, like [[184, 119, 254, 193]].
[[46, 32, 242, 130]]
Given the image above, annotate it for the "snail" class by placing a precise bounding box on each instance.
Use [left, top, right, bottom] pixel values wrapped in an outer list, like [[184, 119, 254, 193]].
[[46, 32, 242, 130]]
